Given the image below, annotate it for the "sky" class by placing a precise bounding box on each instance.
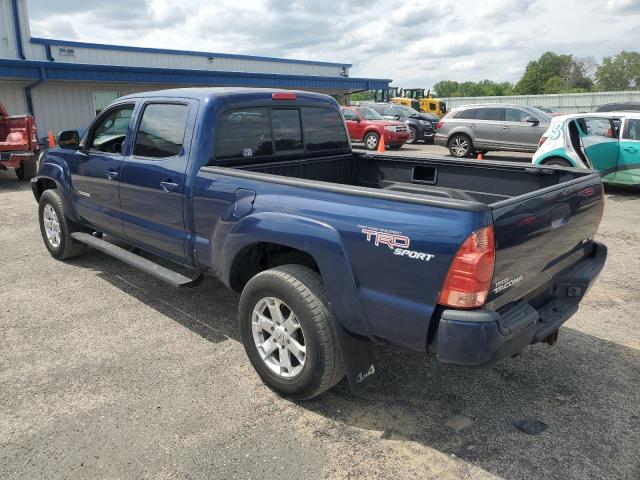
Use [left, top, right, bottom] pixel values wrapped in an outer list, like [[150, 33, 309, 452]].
[[25, 0, 640, 88]]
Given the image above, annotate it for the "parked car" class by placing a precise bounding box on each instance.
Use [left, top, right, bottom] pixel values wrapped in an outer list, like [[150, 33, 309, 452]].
[[33, 88, 606, 399], [360, 102, 438, 144], [435, 104, 552, 157], [533, 112, 640, 186], [595, 102, 640, 113], [0, 103, 39, 180], [341, 106, 409, 150]]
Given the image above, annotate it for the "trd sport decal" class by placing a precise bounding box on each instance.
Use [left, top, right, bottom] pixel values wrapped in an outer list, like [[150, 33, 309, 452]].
[[360, 226, 435, 262]]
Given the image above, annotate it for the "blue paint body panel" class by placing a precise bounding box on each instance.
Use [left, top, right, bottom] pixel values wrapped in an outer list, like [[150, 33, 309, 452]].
[[33, 88, 606, 363]]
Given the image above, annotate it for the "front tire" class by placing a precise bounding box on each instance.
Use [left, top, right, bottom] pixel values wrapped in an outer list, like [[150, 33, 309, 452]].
[[239, 265, 344, 399], [364, 132, 379, 150], [448, 134, 473, 158], [38, 189, 87, 260], [407, 126, 418, 144]]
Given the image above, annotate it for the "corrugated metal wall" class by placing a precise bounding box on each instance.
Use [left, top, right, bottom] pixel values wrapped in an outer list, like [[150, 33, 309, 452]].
[[29, 82, 174, 135], [0, 80, 28, 114], [27, 82, 351, 135], [441, 91, 640, 113]]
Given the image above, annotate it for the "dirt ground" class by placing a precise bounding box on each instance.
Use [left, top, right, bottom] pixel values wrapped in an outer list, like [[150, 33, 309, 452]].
[[1, 149, 639, 479]]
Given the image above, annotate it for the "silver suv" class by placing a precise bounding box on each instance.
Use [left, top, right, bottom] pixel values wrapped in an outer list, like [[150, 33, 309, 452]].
[[434, 104, 552, 157]]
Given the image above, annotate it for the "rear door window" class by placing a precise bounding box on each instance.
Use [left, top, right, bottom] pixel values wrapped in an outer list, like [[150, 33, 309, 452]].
[[578, 118, 615, 137], [133, 103, 190, 158], [454, 108, 477, 119], [302, 107, 349, 152], [215, 108, 273, 160], [474, 108, 504, 121]]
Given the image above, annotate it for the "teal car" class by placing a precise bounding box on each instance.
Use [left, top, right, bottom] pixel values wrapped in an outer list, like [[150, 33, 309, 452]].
[[532, 112, 640, 186]]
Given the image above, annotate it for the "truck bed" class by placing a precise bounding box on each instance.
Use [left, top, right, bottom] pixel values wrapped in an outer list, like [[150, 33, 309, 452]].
[[216, 152, 603, 315], [232, 152, 586, 207]]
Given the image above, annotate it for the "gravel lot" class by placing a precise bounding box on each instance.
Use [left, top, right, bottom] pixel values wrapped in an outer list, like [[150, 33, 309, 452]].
[[1, 145, 639, 479]]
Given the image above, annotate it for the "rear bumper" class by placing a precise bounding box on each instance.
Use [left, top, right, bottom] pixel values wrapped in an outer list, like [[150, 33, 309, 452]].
[[0, 152, 35, 169], [434, 241, 607, 366], [434, 133, 448, 147]]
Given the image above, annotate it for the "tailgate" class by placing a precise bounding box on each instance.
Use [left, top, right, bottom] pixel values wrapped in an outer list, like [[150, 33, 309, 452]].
[[487, 174, 603, 310]]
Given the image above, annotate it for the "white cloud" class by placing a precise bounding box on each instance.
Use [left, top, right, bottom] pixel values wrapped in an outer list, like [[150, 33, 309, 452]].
[[25, 0, 640, 88]]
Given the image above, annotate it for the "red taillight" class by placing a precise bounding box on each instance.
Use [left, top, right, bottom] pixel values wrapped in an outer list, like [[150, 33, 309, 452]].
[[436, 120, 443, 129], [539, 136, 547, 147], [272, 92, 296, 100], [438, 225, 495, 309]]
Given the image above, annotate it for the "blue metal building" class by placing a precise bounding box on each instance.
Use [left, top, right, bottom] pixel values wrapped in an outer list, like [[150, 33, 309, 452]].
[[0, 0, 390, 135]]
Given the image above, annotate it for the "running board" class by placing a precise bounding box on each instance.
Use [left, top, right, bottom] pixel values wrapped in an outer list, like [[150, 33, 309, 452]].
[[71, 232, 202, 288]]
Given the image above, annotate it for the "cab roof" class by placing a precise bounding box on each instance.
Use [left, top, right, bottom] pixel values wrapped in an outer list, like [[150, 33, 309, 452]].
[[118, 87, 336, 105]]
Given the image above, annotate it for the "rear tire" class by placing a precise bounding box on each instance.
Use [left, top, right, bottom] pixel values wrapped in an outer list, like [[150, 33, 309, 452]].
[[15, 160, 37, 181], [448, 134, 473, 158], [542, 157, 572, 167], [239, 265, 345, 399], [364, 132, 379, 150], [38, 189, 87, 260]]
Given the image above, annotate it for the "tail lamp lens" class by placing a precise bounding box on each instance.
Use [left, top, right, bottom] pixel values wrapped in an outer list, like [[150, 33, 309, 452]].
[[438, 225, 495, 309]]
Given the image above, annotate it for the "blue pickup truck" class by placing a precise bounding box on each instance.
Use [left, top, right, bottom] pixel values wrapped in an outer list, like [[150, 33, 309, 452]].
[[32, 88, 607, 399]]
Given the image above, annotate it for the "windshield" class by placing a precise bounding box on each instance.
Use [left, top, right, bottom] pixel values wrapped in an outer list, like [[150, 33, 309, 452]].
[[359, 107, 384, 120], [397, 106, 421, 117], [527, 107, 553, 122]]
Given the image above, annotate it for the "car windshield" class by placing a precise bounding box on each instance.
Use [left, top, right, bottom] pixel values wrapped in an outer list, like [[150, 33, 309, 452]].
[[397, 106, 420, 117], [527, 107, 553, 122], [359, 108, 384, 120]]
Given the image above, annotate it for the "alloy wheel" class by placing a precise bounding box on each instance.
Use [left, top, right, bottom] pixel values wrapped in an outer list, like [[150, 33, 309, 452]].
[[43, 204, 61, 248], [251, 297, 306, 378]]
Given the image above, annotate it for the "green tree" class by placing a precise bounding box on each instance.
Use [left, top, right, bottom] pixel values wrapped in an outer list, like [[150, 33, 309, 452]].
[[514, 51, 593, 94], [595, 51, 640, 90], [433, 80, 460, 97]]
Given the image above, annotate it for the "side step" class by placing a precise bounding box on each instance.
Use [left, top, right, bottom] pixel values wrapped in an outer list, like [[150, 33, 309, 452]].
[[71, 232, 202, 288]]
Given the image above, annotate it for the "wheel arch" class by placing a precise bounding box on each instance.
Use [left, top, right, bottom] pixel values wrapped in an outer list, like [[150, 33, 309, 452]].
[[220, 212, 371, 338], [538, 152, 577, 167], [32, 157, 81, 222]]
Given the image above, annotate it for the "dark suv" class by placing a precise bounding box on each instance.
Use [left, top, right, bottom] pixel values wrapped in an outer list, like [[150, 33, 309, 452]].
[[360, 102, 438, 144], [434, 104, 551, 157]]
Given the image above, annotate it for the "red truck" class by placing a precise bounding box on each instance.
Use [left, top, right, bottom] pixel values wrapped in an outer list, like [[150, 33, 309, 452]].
[[0, 103, 39, 181], [341, 106, 410, 150]]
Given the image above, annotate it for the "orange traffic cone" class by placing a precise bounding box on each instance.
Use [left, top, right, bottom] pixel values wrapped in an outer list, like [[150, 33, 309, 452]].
[[377, 133, 386, 152], [476, 151, 483, 160], [48, 131, 56, 148]]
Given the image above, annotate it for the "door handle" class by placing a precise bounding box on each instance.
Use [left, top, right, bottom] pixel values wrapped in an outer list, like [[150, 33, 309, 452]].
[[623, 146, 638, 154], [160, 179, 180, 192], [502, 126, 510, 130], [105, 169, 119, 180], [469, 123, 476, 128]]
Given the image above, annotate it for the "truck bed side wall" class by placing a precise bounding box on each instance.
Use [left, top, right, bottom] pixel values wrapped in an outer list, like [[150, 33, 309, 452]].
[[192, 171, 491, 352]]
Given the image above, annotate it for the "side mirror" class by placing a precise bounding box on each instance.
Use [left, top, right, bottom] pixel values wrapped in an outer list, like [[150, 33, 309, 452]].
[[524, 116, 539, 125], [354, 117, 361, 123], [58, 130, 80, 149]]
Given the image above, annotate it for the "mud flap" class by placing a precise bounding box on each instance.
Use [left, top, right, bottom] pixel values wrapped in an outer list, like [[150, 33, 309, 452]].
[[333, 321, 378, 395]]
